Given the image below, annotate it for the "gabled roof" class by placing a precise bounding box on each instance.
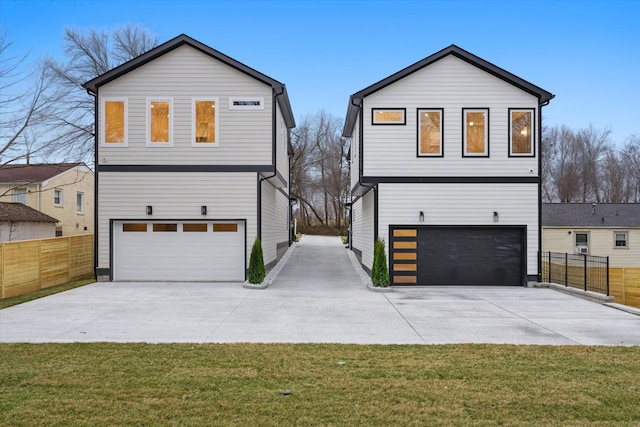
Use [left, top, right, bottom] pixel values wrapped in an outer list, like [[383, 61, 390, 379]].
[[0, 163, 85, 184], [543, 203, 640, 228], [0, 202, 58, 223], [343, 44, 554, 136], [83, 33, 295, 128]]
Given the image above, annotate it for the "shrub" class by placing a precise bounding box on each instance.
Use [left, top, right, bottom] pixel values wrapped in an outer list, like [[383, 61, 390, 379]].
[[248, 238, 265, 284], [371, 239, 390, 287]]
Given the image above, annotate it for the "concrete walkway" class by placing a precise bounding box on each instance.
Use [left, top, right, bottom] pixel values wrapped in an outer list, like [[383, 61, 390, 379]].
[[1, 235, 640, 345]]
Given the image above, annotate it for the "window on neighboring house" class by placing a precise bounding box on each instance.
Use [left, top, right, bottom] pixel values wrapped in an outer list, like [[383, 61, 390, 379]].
[[12, 188, 26, 204], [372, 108, 406, 125], [614, 231, 628, 248], [192, 98, 218, 145], [76, 192, 84, 214], [463, 108, 489, 157], [509, 109, 534, 156], [103, 99, 127, 145], [147, 98, 173, 145], [54, 189, 62, 206], [417, 109, 443, 156], [575, 232, 589, 251]]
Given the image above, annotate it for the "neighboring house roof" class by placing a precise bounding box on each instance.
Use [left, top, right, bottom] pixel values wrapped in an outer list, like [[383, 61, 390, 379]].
[[0, 202, 58, 223], [83, 33, 296, 130], [0, 163, 86, 184], [343, 44, 554, 137], [543, 203, 640, 228]]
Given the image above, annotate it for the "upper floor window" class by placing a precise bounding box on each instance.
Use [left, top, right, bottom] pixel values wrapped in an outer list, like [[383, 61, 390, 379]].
[[372, 108, 406, 125], [509, 109, 534, 156], [76, 192, 84, 214], [192, 98, 218, 146], [102, 99, 127, 146], [417, 109, 443, 157], [54, 189, 62, 206], [12, 188, 27, 204], [229, 97, 264, 110], [614, 231, 628, 248], [147, 98, 173, 146], [463, 108, 489, 157]]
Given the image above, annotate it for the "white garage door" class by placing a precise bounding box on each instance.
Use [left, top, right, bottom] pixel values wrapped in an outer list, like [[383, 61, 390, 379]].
[[114, 221, 245, 281]]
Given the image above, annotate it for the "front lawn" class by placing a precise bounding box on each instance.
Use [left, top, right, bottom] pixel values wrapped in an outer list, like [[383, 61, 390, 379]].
[[1, 344, 639, 425]]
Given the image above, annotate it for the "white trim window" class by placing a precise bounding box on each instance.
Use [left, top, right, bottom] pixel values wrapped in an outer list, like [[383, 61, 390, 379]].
[[575, 232, 589, 253], [12, 188, 27, 204], [147, 98, 173, 146], [614, 231, 628, 248], [76, 192, 84, 214], [102, 98, 128, 146], [463, 108, 489, 157], [229, 97, 264, 110], [509, 108, 534, 156], [192, 98, 219, 146], [54, 189, 63, 206]]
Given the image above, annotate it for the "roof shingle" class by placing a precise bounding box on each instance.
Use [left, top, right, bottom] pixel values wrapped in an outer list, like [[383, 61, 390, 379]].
[[542, 203, 640, 227], [0, 163, 83, 184], [0, 202, 58, 223]]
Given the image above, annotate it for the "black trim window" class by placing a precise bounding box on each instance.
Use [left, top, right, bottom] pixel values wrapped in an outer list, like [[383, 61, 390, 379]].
[[509, 108, 535, 157], [417, 108, 443, 157], [372, 108, 406, 125], [463, 108, 489, 157]]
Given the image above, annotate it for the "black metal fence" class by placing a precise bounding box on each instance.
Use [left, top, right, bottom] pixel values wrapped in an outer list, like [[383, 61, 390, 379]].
[[541, 251, 609, 296]]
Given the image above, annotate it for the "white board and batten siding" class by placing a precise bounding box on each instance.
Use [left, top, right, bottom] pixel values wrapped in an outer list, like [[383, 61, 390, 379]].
[[377, 183, 539, 276], [260, 180, 290, 266], [362, 55, 540, 177], [97, 44, 273, 166], [351, 190, 375, 270], [97, 172, 257, 271]]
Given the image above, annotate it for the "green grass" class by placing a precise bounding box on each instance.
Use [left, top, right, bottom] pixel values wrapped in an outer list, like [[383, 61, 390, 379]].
[[0, 278, 94, 310], [1, 344, 639, 426]]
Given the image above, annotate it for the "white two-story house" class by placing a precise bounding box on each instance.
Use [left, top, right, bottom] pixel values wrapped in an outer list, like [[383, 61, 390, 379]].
[[84, 34, 295, 282], [344, 45, 553, 286]]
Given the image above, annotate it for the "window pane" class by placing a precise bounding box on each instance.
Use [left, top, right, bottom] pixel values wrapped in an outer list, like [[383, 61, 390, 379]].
[[213, 223, 238, 232], [373, 109, 405, 124], [153, 223, 177, 232], [13, 188, 26, 204], [512, 111, 532, 154], [195, 101, 216, 143], [76, 192, 83, 213], [150, 101, 170, 142], [184, 223, 208, 232], [105, 101, 125, 143], [54, 190, 62, 205], [615, 233, 627, 247], [575, 233, 588, 246], [466, 111, 486, 154], [123, 223, 147, 232], [419, 110, 441, 155]]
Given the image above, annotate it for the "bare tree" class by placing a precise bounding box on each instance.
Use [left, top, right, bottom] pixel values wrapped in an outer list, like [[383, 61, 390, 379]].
[[42, 25, 158, 162]]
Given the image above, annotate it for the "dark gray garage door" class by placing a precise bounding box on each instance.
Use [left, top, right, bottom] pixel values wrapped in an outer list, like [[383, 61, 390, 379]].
[[389, 226, 525, 286]]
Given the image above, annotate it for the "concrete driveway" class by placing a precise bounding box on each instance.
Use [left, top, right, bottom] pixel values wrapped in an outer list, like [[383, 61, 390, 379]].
[[1, 235, 639, 345]]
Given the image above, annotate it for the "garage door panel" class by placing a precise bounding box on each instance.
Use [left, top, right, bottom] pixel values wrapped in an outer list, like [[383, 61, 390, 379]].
[[114, 221, 245, 281], [391, 226, 524, 286]]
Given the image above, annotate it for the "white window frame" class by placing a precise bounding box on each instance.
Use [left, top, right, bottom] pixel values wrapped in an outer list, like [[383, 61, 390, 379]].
[[509, 108, 535, 157], [12, 188, 27, 204], [614, 231, 629, 249], [575, 231, 589, 249], [463, 108, 489, 157], [76, 192, 84, 214], [417, 108, 444, 157], [101, 98, 128, 147], [54, 189, 63, 207], [229, 97, 264, 110], [146, 97, 174, 146], [191, 98, 219, 147]]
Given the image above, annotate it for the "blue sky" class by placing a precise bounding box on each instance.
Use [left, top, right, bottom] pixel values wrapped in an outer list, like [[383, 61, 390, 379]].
[[2, 0, 639, 145]]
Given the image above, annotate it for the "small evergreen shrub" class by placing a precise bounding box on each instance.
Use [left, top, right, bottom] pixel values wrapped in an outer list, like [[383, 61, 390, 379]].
[[371, 239, 390, 287], [248, 238, 265, 284]]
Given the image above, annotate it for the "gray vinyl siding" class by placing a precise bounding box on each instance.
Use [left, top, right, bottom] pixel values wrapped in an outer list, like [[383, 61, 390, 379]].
[[98, 45, 273, 165], [261, 180, 289, 266], [352, 190, 375, 270], [377, 183, 539, 276], [543, 227, 640, 268], [362, 55, 539, 177], [97, 172, 257, 270], [349, 113, 361, 191]]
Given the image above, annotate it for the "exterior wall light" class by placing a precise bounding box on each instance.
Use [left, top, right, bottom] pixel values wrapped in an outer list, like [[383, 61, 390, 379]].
[[201, 206, 207, 215], [419, 211, 425, 222], [493, 211, 499, 222], [146, 205, 153, 215]]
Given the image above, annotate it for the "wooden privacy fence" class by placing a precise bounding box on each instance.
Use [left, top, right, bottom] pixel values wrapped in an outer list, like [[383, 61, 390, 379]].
[[609, 267, 640, 309], [0, 234, 94, 299]]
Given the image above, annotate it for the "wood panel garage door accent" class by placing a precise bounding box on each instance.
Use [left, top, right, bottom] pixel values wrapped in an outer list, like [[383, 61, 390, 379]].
[[114, 221, 245, 282], [390, 225, 525, 286]]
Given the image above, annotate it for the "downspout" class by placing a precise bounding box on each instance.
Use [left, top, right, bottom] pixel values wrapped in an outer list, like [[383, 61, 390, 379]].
[[36, 183, 41, 211], [87, 89, 99, 280], [537, 98, 548, 284]]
